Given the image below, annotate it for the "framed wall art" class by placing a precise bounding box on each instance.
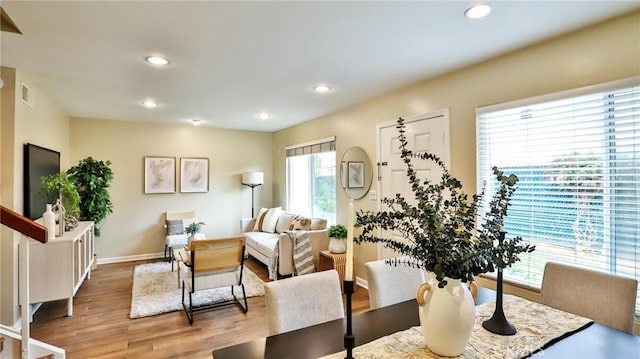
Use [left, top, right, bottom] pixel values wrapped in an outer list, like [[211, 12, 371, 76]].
[[348, 161, 364, 188], [144, 156, 176, 194], [180, 157, 209, 193]]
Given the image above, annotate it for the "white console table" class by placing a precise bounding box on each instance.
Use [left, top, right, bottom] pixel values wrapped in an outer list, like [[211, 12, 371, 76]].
[[29, 221, 95, 316]]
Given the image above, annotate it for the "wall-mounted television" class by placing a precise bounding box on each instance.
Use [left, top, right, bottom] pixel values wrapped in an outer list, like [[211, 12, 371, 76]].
[[24, 143, 60, 220]]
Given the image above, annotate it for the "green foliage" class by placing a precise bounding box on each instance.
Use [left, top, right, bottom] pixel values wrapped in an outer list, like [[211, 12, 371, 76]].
[[356, 118, 535, 288], [66, 157, 114, 237], [327, 224, 348, 239], [39, 172, 80, 218], [186, 222, 205, 236]]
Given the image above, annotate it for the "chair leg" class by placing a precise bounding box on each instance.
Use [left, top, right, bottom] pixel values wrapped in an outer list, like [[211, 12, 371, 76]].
[[181, 282, 194, 325], [231, 284, 248, 313], [164, 245, 170, 261]]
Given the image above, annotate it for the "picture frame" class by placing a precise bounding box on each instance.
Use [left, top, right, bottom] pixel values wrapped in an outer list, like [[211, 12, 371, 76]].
[[144, 156, 176, 194], [180, 157, 209, 193], [348, 161, 364, 188]]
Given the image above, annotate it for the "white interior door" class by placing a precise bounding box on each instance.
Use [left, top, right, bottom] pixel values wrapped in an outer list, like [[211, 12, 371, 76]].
[[376, 110, 450, 259]]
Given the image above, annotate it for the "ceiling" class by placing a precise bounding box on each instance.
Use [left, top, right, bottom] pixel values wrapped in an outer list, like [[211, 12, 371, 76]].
[[1, 1, 639, 132]]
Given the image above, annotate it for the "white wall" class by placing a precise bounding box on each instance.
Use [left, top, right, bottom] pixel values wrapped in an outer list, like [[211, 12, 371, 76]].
[[69, 118, 273, 260], [1, 67, 71, 326]]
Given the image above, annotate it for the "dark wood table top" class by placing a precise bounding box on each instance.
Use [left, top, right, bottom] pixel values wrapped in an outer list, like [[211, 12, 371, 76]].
[[212, 287, 640, 359]]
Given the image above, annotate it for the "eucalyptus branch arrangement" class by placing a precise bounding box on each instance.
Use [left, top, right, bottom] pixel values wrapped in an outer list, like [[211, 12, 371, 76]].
[[356, 118, 534, 287], [186, 221, 205, 237]]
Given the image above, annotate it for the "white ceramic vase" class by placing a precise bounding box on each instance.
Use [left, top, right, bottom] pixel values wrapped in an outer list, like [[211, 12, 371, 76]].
[[42, 204, 56, 241], [417, 277, 475, 357], [328, 238, 346, 253]]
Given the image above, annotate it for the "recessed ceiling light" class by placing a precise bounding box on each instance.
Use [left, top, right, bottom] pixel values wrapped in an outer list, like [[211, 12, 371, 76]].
[[142, 99, 158, 108], [313, 84, 332, 93], [190, 119, 202, 126], [145, 55, 170, 66], [464, 4, 491, 19], [256, 112, 271, 120]]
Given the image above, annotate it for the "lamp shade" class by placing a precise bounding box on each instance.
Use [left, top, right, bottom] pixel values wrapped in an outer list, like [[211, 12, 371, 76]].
[[242, 171, 264, 186]]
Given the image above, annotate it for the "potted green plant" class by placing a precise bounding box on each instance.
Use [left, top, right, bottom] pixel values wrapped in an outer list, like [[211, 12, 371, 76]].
[[356, 118, 534, 356], [327, 224, 348, 253], [39, 172, 81, 219], [66, 157, 114, 237], [185, 221, 205, 237]]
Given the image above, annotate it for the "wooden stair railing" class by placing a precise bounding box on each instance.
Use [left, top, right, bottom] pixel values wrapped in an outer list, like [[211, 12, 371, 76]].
[[0, 205, 47, 243]]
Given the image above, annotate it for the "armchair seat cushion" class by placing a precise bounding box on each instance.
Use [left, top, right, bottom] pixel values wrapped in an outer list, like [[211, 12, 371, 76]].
[[166, 234, 188, 247], [181, 266, 241, 292]]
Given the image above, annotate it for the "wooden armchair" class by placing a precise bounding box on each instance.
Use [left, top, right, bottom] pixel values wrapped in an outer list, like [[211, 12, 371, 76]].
[[179, 236, 248, 324]]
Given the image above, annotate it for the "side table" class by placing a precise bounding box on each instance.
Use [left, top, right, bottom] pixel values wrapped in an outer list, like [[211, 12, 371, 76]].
[[318, 250, 355, 293]]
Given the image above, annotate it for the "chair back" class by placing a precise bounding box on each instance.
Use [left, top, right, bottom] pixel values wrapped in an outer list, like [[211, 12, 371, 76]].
[[365, 258, 426, 309], [189, 237, 245, 273], [264, 270, 344, 335], [540, 261, 638, 334], [166, 210, 198, 221]]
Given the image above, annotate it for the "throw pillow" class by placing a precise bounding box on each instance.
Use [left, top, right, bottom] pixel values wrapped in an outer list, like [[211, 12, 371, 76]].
[[289, 216, 311, 231], [253, 208, 269, 231], [256, 207, 282, 233], [309, 218, 327, 230], [166, 219, 184, 235], [275, 213, 297, 233]]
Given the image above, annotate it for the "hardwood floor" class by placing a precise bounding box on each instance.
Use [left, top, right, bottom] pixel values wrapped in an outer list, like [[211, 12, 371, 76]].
[[30, 257, 371, 359]]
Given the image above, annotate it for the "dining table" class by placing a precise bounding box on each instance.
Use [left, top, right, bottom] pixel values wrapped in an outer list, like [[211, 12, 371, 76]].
[[212, 287, 640, 359]]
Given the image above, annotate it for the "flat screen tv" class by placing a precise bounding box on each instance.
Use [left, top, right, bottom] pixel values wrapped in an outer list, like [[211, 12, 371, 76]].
[[24, 143, 61, 220]]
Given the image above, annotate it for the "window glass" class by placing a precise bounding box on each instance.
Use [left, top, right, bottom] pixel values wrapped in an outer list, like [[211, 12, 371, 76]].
[[287, 151, 336, 224], [477, 81, 640, 313]]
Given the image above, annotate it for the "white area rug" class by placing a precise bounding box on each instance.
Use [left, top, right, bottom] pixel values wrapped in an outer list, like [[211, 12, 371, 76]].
[[129, 261, 265, 319]]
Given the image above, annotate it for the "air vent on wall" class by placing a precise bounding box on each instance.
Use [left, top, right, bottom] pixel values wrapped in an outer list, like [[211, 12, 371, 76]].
[[21, 82, 34, 108]]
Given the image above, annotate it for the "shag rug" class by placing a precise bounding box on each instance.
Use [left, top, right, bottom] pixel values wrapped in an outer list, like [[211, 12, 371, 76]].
[[129, 261, 265, 319]]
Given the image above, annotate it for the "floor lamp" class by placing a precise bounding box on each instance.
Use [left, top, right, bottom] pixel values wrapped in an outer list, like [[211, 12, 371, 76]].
[[242, 171, 264, 217]]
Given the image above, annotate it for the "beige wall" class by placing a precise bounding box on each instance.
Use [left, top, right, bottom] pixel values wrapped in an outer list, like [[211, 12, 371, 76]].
[[69, 118, 273, 260], [272, 12, 640, 280], [1, 67, 71, 325]]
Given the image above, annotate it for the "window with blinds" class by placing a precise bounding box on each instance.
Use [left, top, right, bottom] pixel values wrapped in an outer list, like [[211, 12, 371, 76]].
[[476, 78, 640, 313], [286, 137, 336, 224]]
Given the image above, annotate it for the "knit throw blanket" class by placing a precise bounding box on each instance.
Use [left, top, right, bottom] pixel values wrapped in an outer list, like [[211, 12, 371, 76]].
[[269, 231, 315, 280]]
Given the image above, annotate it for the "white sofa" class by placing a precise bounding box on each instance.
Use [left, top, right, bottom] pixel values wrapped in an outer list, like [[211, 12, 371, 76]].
[[241, 208, 329, 277]]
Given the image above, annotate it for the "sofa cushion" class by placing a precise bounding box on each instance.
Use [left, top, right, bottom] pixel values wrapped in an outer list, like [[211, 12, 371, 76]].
[[254, 207, 282, 233], [253, 208, 268, 231], [289, 216, 311, 231], [244, 231, 279, 259], [276, 213, 297, 233], [310, 218, 327, 230], [166, 219, 184, 235]]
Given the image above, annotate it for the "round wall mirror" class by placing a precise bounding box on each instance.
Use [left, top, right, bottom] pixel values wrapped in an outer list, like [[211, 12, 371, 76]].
[[340, 146, 373, 199]]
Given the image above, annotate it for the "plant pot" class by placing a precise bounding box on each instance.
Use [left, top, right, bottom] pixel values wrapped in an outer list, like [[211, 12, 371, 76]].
[[417, 277, 475, 357], [328, 238, 346, 253]]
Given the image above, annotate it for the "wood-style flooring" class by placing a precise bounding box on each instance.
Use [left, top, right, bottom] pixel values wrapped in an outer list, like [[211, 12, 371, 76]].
[[30, 257, 371, 359]]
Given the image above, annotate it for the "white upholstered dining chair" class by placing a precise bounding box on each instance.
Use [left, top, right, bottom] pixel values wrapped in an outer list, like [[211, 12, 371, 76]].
[[180, 236, 248, 324], [539, 261, 638, 334], [264, 269, 344, 335], [365, 258, 427, 309]]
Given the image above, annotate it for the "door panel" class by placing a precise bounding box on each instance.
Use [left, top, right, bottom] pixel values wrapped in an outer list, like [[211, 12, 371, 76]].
[[378, 111, 450, 259]]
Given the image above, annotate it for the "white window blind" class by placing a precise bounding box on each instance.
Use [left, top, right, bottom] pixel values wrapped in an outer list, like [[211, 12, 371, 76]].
[[476, 78, 640, 313]]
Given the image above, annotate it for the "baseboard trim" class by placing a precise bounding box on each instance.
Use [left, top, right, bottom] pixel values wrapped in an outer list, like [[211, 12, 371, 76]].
[[97, 252, 163, 265], [356, 276, 368, 290]]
